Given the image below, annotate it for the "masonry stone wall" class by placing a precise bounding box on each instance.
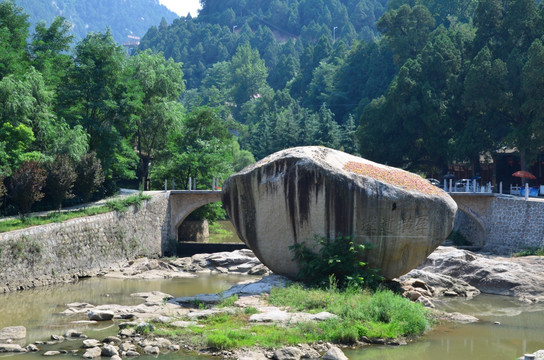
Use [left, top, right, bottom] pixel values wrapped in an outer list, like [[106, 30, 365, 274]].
[[0, 192, 171, 292], [455, 196, 544, 254]]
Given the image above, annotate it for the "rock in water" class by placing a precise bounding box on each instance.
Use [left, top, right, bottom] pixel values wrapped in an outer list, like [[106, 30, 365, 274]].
[[222, 146, 457, 279]]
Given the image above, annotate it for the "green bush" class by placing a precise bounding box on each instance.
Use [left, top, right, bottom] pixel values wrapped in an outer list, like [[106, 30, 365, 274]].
[[290, 235, 383, 289]]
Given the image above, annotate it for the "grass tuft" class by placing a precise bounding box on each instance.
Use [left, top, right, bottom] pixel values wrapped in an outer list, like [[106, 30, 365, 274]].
[[513, 247, 544, 257]]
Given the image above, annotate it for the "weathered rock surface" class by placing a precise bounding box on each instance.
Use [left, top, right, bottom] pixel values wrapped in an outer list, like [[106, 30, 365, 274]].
[[88, 310, 114, 321], [399, 268, 480, 306], [222, 146, 457, 279], [406, 246, 544, 302], [322, 346, 349, 360], [519, 349, 544, 360], [82, 346, 102, 359], [103, 250, 271, 279], [0, 326, 26, 340], [0, 344, 27, 352]]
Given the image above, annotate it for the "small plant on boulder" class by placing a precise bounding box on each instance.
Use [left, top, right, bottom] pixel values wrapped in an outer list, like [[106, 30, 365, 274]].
[[290, 235, 383, 290]]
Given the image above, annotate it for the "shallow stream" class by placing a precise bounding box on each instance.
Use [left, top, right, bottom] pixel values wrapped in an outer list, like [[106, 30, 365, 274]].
[[2, 276, 544, 359], [345, 294, 544, 360]]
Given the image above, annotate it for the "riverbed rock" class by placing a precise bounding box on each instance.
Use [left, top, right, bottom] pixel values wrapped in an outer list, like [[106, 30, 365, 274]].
[[322, 346, 349, 360], [83, 339, 101, 348], [65, 329, 86, 338], [102, 336, 122, 346], [83, 346, 102, 359], [519, 350, 544, 360], [0, 344, 27, 352], [399, 269, 480, 300], [101, 344, 119, 357], [222, 146, 457, 280], [143, 346, 160, 355], [273, 346, 303, 360], [88, 310, 114, 321], [43, 351, 61, 356], [0, 326, 26, 340], [26, 344, 39, 352], [410, 246, 544, 302]]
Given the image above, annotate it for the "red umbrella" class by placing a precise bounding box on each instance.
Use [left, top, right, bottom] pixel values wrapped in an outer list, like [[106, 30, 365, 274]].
[[512, 170, 537, 180]]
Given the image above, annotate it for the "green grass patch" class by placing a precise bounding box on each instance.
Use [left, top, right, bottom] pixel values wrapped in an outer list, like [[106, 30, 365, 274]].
[[209, 221, 233, 236], [513, 247, 544, 257], [0, 194, 151, 233], [270, 283, 430, 340], [148, 283, 430, 351], [217, 295, 238, 308]]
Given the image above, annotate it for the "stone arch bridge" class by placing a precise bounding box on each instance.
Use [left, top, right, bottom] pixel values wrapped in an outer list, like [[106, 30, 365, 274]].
[[165, 190, 544, 255], [449, 193, 544, 253], [168, 190, 221, 242]]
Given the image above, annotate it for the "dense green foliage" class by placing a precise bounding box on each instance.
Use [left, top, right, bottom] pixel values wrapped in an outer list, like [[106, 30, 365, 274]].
[[0, 1, 240, 217], [14, 0, 177, 43], [4, 0, 544, 223], [290, 235, 383, 289], [138, 0, 544, 180]]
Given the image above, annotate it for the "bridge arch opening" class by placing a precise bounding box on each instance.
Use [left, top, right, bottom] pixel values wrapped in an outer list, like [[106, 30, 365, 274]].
[[452, 206, 486, 247], [168, 191, 222, 245]]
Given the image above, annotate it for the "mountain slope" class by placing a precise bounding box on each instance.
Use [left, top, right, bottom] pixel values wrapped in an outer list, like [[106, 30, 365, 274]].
[[15, 0, 178, 44]]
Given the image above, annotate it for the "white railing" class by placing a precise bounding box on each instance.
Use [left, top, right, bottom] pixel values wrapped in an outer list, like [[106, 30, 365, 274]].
[[164, 177, 221, 192], [443, 179, 493, 194]]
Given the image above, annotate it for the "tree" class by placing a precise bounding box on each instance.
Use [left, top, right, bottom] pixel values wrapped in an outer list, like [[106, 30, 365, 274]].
[[0, 122, 36, 173], [232, 143, 255, 172], [0, 175, 5, 207], [377, 4, 435, 66], [124, 50, 185, 190], [455, 46, 509, 171], [8, 160, 47, 218], [228, 43, 269, 116], [74, 151, 104, 204], [45, 154, 76, 210], [329, 40, 396, 123], [31, 16, 74, 90], [150, 107, 235, 190], [58, 30, 136, 185], [0, 0, 30, 79]]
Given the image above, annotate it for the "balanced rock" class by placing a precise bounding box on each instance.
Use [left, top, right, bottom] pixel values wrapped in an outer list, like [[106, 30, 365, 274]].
[[222, 146, 457, 279]]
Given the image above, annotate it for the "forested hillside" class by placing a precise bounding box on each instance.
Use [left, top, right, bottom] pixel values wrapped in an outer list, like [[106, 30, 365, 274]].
[[141, 0, 544, 177], [14, 0, 177, 43], [2, 0, 544, 218]]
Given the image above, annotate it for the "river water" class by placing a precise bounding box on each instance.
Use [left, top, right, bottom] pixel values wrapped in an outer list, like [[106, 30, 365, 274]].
[[345, 294, 544, 360], [0, 275, 252, 360], [2, 274, 544, 359]]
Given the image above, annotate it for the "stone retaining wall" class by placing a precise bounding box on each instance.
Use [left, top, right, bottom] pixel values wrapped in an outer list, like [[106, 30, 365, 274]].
[[0, 192, 171, 292], [455, 196, 544, 254]]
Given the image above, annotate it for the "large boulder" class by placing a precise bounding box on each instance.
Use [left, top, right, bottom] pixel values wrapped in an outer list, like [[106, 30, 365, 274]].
[[222, 146, 457, 279]]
